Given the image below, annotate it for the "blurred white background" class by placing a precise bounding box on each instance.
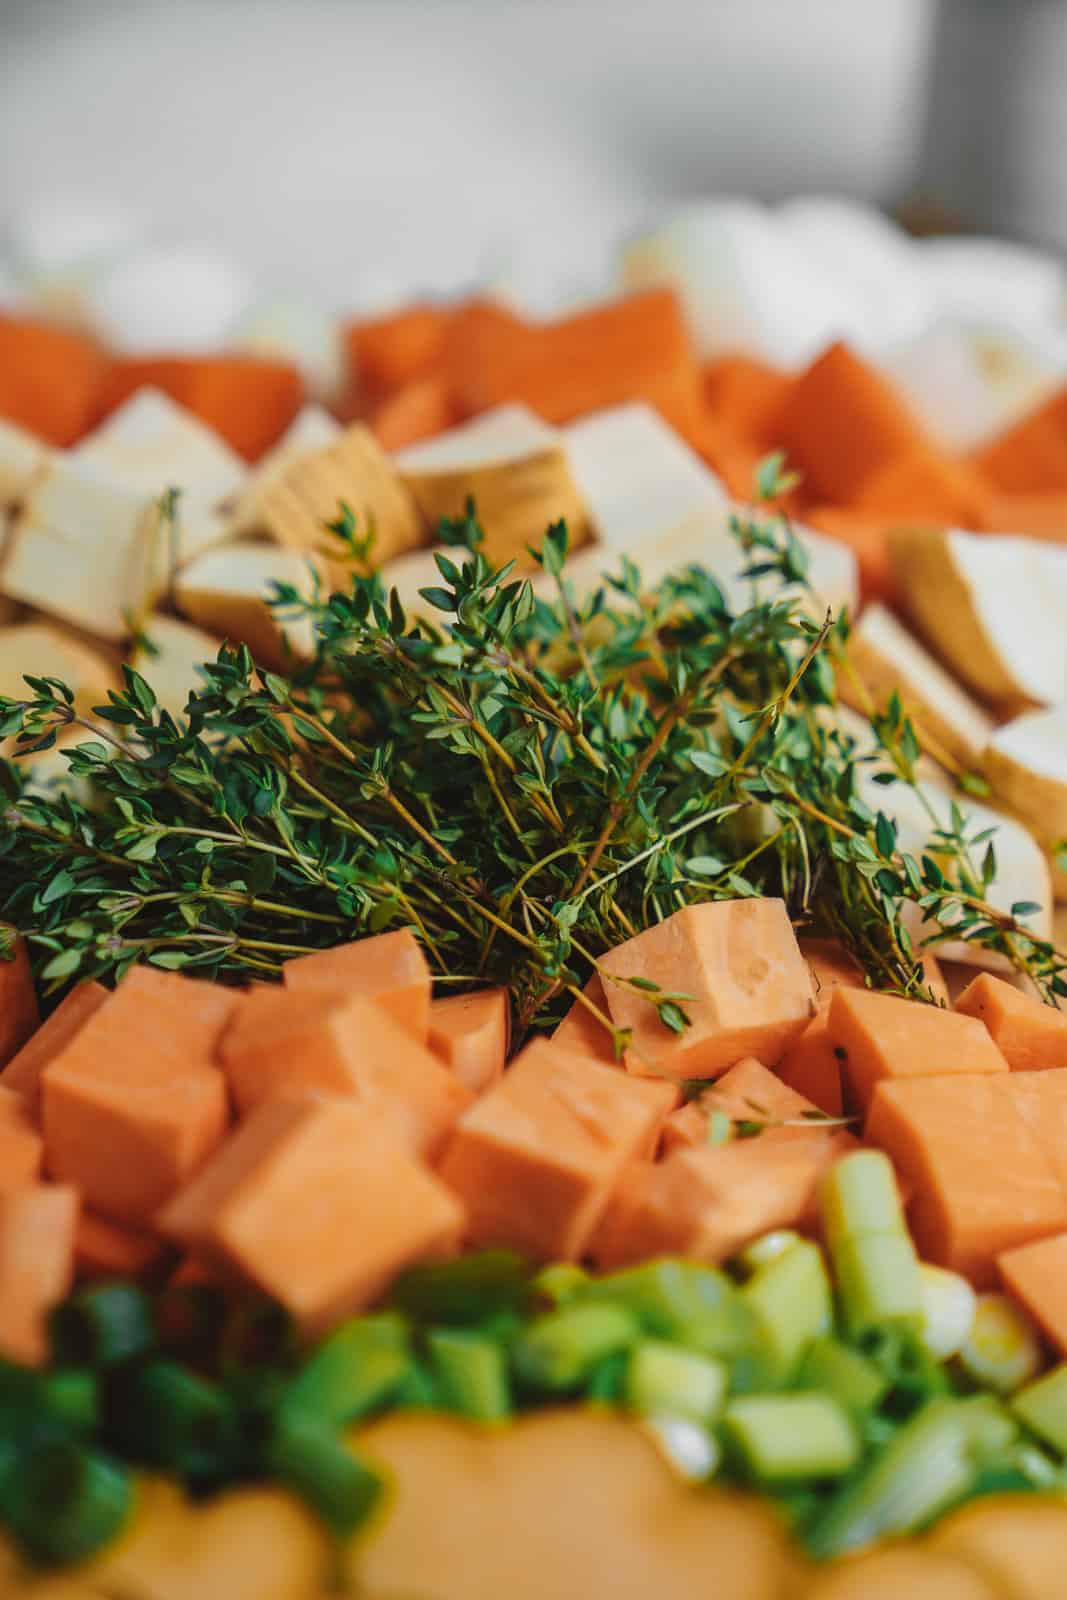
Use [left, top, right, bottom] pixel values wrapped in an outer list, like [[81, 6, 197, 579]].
[[0, 0, 935, 310]]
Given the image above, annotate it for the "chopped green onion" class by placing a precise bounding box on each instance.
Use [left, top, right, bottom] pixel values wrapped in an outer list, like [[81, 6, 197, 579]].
[[797, 1337, 888, 1416], [624, 1341, 727, 1424], [723, 1393, 859, 1483], [832, 1233, 921, 1338], [50, 1285, 155, 1369], [740, 1239, 832, 1382], [641, 1416, 721, 1482], [284, 1314, 412, 1426], [511, 1303, 639, 1392], [41, 1370, 98, 1436], [531, 1263, 589, 1307], [121, 1362, 237, 1481], [581, 1261, 754, 1358], [917, 1264, 976, 1362], [819, 1151, 905, 1246], [5, 1441, 132, 1565], [426, 1329, 510, 1421], [1011, 1363, 1067, 1454], [735, 1230, 802, 1277], [268, 1410, 386, 1538], [958, 1293, 1043, 1395], [391, 1251, 530, 1325]]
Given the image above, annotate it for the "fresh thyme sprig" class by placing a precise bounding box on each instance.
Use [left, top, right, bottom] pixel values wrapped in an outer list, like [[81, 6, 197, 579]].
[[0, 482, 1063, 1041]]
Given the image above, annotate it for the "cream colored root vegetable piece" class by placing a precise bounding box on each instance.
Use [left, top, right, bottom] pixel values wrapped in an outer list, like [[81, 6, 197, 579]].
[[374, 544, 453, 623], [352, 1410, 803, 1600], [890, 527, 1067, 713], [0, 620, 119, 715], [562, 401, 727, 550], [984, 704, 1067, 899], [394, 403, 592, 568], [74, 388, 247, 504], [841, 601, 994, 771], [226, 403, 343, 536], [132, 614, 224, 720], [0, 457, 170, 641], [175, 542, 323, 669], [259, 421, 421, 578], [0, 418, 49, 506]]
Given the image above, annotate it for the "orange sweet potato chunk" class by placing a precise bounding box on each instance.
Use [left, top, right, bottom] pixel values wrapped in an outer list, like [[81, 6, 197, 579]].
[[345, 304, 452, 396], [866, 1074, 1067, 1284], [100, 355, 304, 461], [0, 1084, 43, 1188], [770, 343, 929, 505], [827, 987, 1008, 1119], [0, 1183, 79, 1365], [598, 899, 813, 1081], [438, 1039, 677, 1261], [0, 314, 109, 445], [971, 386, 1067, 494], [551, 975, 617, 1066], [74, 1211, 166, 1281], [981, 489, 1067, 541], [41, 967, 235, 1226], [777, 1020, 844, 1118], [159, 1095, 464, 1334], [955, 973, 1067, 1072], [662, 1055, 858, 1160], [283, 929, 431, 1043], [703, 354, 791, 445], [0, 934, 40, 1069], [593, 1130, 844, 1270], [998, 1232, 1067, 1355], [853, 447, 989, 529], [427, 988, 508, 1096], [220, 987, 470, 1158], [369, 376, 457, 452], [2, 980, 107, 1112]]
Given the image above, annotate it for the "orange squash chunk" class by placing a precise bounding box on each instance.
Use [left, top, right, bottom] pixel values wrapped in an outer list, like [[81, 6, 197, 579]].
[[661, 1055, 858, 1161], [955, 973, 1067, 1072], [370, 376, 457, 452], [971, 386, 1067, 493], [0, 1084, 43, 1188], [827, 987, 1008, 1119], [283, 928, 431, 1043], [770, 343, 929, 505], [220, 987, 470, 1158], [100, 356, 304, 461], [0, 933, 39, 1068], [551, 975, 617, 1066], [0, 1183, 79, 1365], [981, 489, 1067, 541], [2, 980, 107, 1112], [598, 899, 813, 1081], [427, 988, 508, 1095], [159, 1095, 464, 1334], [703, 353, 791, 445], [74, 1211, 166, 1281], [0, 314, 109, 445], [41, 967, 235, 1226], [866, 1074, 1067, 1284], [345, 304, 452, 396], [853, 447, 989, 528], [998, 1232, 1067, 1355], [438, 1039, 677, 1261]]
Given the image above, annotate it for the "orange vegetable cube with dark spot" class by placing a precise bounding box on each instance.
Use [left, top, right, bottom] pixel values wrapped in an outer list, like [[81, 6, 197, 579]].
[[598, 899, 813, 1081]]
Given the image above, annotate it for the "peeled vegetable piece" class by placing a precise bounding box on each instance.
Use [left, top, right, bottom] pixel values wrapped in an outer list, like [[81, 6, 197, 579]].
[[0, 1183, 78, 1365], [597, 898, 813, 1080], [174, 542, 323, 670], [351, 1410, 802, 1600], [159, 1095, 464, 1335], [283, 928, 432, 1044], [890, 527, 1067, 714], [427, 988, 509, 1095], [803, 1547, 1000, 1599], [0, 933, 40, 1067], [72, 387, 246, 506], [0, 1084, 43, 1188], [983, 704, 1067, 898], [932, 1496, 1067, 1600], [956, 971, 1067, 1071], [997, 1231, 1067, 1356], [1, 980, 107, 1113], [439, 1038, 676, 1262]]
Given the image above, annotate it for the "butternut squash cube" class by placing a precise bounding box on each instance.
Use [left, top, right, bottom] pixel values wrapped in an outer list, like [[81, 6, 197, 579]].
[[283, 928, 431, 1043]]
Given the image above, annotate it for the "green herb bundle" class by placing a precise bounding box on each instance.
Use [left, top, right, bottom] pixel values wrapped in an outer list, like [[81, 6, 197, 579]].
[[0, 488, 1062, 1048]]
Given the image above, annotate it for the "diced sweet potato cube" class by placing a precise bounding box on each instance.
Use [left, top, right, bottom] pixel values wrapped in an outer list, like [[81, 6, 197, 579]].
[[1, 980, 107, 1112], [853, 447, 989, 528], [0, 934, 39, 1068], [971, 386, 1067, 493], [998, 1232, 1067, 1355], [220, 988, 470, 1157], [867, 1074, 1067, 1284], [41, 968, 235, 1226], [598, 899, 813, 1080], [0, 1184, 79, 1365], [956, 973, 1067, 1072], [770, 343, 929, 504], [159, 1095, 464, 1334], [370, 376, 457, 452], [438, 1039, 677, 1261], [283, 929, 431, 1043], [703, 354, 791, 445], [777, 1020, 844, 1118], [827, 987, 1008, 1119], [428, 988, 509, 1095], [551, 975, 618, 1066], [592, 1136, 838, 1270], [661, 1055, 857, 1159], [345, 304, 452, 395], [0, 314, 109, 446], [0, 1084, 43, 1187], [74, 1211, 166, 1281]]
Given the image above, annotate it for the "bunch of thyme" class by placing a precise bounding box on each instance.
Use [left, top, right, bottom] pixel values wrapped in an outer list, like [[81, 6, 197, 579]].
[[0, 477, 1062, 1057]]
